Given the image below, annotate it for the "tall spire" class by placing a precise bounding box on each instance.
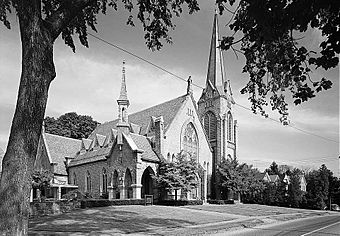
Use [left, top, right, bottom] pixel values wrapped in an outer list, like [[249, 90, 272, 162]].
[[117, 61, 130, 133], [118, 61, 129, 104], [206, 11, 226, 90]]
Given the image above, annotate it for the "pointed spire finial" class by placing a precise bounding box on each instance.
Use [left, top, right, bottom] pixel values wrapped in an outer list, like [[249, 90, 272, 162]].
[[122, 60, 125, 75], [187, 76, 193, 95], [118, 60, 129, 104], [206, 11, 226, 91]]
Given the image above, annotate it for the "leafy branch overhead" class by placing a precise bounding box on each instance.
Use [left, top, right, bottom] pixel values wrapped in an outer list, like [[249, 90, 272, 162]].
[[0, 0, 200, 52], [217, 0, 338, 122]]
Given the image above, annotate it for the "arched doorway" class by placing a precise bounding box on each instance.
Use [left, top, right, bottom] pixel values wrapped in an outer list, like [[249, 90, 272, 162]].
[[112, 170, 119, 199], [124, 168, 133, 199], [141, 167, 155, 198]]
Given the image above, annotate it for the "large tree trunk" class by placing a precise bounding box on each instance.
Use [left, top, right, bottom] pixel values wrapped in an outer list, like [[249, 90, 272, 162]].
[[0, 1, 55, 235]]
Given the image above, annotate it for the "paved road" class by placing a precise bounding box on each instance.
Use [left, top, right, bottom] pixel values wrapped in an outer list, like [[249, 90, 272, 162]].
[[227, 214, 340, 236]]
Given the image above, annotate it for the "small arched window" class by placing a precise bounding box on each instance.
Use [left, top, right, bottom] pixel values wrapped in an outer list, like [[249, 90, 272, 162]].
[[102, 168, 108, 193], [73, 172, 77, 185], [228, 113, 233, 141], [86, 171, 91, 192], [204, 111, 217, 141]]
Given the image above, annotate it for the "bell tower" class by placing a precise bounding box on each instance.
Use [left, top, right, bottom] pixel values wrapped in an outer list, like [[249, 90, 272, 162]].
[[198, 12, 238, 199], [117, 61, 130, 135]]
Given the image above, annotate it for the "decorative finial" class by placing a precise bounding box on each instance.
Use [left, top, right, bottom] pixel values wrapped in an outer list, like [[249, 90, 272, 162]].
[[187, 76, 193, 95], [122, 60, 125, 74]]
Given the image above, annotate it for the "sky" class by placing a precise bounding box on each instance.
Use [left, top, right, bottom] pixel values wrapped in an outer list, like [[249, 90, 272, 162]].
[[0, 1, 339, 176]]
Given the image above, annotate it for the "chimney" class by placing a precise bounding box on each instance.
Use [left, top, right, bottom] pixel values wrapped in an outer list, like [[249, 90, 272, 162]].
[[154, 116, 164, 157]]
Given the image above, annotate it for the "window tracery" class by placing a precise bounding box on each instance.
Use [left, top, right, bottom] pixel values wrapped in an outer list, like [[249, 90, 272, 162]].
[[181, 122, 198, 159]]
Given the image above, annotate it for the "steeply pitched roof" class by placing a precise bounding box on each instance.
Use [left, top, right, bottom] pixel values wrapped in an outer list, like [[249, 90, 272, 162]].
[[130, 133, 160, 162], [44, 133, 81, 175], [69, 146, 111, 167], [89, 95, 187, 138]]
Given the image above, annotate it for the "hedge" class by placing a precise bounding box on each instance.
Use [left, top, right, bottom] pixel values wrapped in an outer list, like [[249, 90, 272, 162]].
[[207, 199, 234, 204], [157, 199, 203, 206], [80, 199, 145, 208]]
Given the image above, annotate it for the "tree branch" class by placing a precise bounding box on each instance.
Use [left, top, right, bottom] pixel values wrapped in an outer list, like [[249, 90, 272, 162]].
[[45, 0, 97, 40]]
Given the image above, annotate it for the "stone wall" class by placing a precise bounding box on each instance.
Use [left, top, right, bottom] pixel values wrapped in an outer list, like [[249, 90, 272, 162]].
[[30, 200, 80, 217], [68, 160, 107, 197]]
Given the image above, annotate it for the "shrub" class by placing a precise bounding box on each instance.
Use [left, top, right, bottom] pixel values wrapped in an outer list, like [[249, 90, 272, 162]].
[[62, 190, 88, 201], [157, 199, 203, 206], [208, 199, 234, 204], [80, 199, 145, 208]]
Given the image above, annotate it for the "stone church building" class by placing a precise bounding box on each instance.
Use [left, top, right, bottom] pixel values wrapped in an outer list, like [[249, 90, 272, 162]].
[[32, 12, 238, 201]]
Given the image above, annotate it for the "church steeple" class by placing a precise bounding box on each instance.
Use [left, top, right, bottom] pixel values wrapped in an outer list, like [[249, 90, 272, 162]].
[[118, 61, 129, 105], [117, 61, 130, 134], [197, 11, 238, 200], [206, 11, 226, 90]]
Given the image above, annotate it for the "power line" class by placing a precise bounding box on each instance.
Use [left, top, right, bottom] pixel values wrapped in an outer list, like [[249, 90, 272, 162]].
[[88, 33, 205, 89], [87, 32, 339, 144]]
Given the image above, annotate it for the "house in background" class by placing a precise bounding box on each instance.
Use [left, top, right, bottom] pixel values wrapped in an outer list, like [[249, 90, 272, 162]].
[[269, 174, 280, 184], [299, 175, 307, 192], [255, 172, 271, 182], [33, 130, 81, 201]]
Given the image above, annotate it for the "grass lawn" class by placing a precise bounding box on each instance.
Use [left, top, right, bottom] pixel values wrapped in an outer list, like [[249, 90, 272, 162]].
[[29, 205, 235, 235], [29, 204, 327, 235], [183, 203, 315, 217]]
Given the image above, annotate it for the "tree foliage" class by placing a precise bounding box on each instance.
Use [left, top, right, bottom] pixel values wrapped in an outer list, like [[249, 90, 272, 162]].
[[0, 1, 200, 234], [218, 156, 265, 200], [304, 164, 333, 209], [153, 153, 200, 199], [1, 0, 199, 52], [287, 168, 304, 208], [217, 0, 339, 122], [44, 112, 99, 139], [31, 169, 53, 190]]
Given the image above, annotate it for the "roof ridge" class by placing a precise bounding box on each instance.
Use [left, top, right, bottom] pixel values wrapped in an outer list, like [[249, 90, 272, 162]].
[[129, 94, 186, 117], [45, 133, 82, 142]]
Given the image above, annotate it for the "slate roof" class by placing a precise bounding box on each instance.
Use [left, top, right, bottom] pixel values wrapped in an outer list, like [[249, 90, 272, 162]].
[[89, 95, 187, 138], [130, 133, 160, 162], [68, 146, 111, 167], [44, 133, 82, 175]]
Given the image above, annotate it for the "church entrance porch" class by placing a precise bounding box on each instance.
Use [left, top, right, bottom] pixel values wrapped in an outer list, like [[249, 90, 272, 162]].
[[141, 167, 155, 199]]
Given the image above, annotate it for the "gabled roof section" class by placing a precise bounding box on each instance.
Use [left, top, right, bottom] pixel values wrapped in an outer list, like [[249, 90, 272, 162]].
[[96, 134, 106, 147], [269, 174, 280, 182], [89, 95, 187, 138], [81, 138, 93, 151], [44, 133, 82, 175], [69, 146, 111, 167], [130, 133, 160, 163]]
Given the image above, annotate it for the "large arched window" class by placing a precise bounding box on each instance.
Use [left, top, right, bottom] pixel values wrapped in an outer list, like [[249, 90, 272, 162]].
[[228, 113, 233, 141], [204, 111, 217, 141], [181, 122, 199, 159], [86, 171, 91, 192], [102, 168, 108, 194]]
